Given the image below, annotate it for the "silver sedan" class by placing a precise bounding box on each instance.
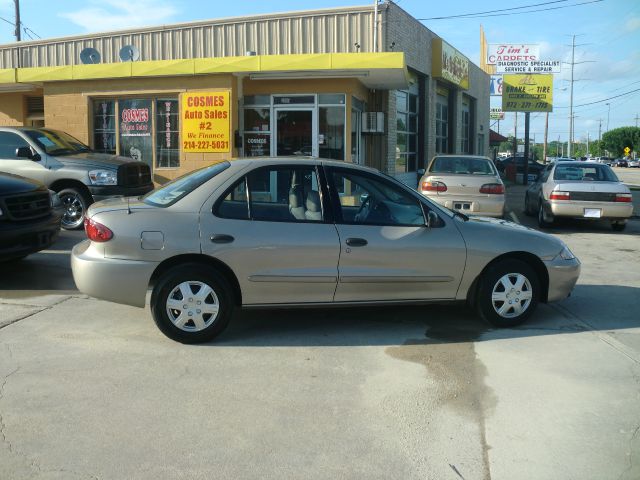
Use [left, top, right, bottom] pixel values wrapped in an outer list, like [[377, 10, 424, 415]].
[[71, 158, 580, 343], [524, 161, 633, 231]]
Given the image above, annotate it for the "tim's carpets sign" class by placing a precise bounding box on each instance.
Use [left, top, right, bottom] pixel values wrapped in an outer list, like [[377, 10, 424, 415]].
[[432, 38, 469, 90], [181, 91, 231, 153], [487, 44, 540, 65]]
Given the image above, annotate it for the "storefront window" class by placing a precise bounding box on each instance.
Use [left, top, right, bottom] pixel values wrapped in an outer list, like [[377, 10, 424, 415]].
[[436, 93, 449, 154], [243, 108, 271, 157], [92, 97, 180, 169], [156, 99, 179, 168], [93, 99, 116, 154], [319, 106, 345, 160], [119, 98, 153, 167], [395, 86, 418, 173], [461, 99, 470, 154]]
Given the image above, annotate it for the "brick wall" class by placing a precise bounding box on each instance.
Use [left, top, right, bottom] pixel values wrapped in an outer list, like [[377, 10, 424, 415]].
[[0, 93, 25, 125]]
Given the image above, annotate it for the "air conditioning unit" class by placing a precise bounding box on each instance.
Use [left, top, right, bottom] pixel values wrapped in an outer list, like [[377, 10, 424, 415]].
[[362, 112, 385, 134]]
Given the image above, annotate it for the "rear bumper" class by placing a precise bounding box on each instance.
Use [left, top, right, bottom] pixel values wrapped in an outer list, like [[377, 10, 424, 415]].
[[427, 194, 505, 217], [549, 200, 633, 220], [71, 240, 158, 308], [544, 256, 581, 303], [89, 183, 154, 202], [0, 210, 62, 260]]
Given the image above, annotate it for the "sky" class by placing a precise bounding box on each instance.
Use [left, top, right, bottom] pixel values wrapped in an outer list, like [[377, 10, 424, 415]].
[[0, 0, 639, 146]]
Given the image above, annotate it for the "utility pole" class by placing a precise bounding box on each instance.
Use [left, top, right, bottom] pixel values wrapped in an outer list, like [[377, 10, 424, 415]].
[[635, 114, 639, 128], [586, 132, 589, 157], [606, 103, 610, 131], [14, 0, 21, 42], [543, 112, 549, 163], [568, 35, 575, 158], [523, 112, 530, 185]]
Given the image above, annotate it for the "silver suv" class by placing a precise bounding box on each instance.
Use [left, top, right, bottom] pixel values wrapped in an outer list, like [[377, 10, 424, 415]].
[[0, 127, 154, 229]]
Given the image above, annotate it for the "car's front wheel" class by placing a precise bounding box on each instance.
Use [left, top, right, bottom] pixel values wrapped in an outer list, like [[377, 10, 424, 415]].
[[476, 259, 540, 328], [58, 187, 91, 230], [151, 264, 234, 343]]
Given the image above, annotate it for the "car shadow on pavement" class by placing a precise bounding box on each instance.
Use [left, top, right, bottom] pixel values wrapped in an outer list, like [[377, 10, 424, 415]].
[[211, 284, 640, 347]]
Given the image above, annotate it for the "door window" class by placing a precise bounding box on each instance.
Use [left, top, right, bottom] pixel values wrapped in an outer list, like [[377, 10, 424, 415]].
[[0, 132, 31, 159], [276, 110, 313, 156], [215, 178, 249, 220], [329, 169, 425, 226]]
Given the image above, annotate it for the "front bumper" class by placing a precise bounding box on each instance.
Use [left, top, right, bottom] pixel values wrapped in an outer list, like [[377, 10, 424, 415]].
[[0, 210, 62, 260], [88, 183, 154, 202], [544, 256, 581, 303], [549, 200, 633, 220], [71, 240, 158, 308]]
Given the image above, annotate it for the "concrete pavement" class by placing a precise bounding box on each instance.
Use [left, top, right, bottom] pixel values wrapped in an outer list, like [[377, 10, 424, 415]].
[[1, 195, 639, 479]]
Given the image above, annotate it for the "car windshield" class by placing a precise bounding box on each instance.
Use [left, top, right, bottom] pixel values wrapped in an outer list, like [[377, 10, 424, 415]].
[[429, 156, 496, 175], [553, 164, 619, 182], [143, 162, 230, 207], [23, 129, 92, 155]]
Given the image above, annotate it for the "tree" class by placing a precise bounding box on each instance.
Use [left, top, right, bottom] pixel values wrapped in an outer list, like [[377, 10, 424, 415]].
[[602, 127, 640, 157]]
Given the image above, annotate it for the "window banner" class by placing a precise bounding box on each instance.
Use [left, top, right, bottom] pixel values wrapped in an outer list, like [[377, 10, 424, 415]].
[[181, 91, 231, 153], [119, 98, 153, 167]]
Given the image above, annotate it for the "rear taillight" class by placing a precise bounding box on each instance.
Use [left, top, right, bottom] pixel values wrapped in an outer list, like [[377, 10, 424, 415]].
[[550, 191, 571, 201], [84, 217, 113, 242], [615, 193, 632, 203], [479, 183, 505, 194], [421, 181, 447, 193]]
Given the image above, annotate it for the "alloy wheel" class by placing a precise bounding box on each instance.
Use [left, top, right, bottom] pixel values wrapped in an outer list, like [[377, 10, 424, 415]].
[[59, 192, 86, 229]]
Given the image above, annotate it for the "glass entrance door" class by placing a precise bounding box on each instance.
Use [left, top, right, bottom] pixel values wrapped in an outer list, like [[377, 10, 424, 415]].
[[274, 109, 316, 157]]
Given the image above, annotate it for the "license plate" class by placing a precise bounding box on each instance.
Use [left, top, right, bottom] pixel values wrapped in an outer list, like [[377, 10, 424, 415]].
[[453, 202, 471, 211], [584, 208, 602, 218]]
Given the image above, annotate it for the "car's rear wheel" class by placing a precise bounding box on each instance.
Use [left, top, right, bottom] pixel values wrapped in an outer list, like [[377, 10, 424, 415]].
[[151, 264, 234, 344], [524, 193, 534, 216], [611, 221, 627, 232], [58, 187, 91, 230], [537, 200, 554, 228], [476, 259, 539, 328]]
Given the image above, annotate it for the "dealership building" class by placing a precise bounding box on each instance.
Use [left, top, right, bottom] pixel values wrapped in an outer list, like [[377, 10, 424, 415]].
[[0, 2, 489, 186]]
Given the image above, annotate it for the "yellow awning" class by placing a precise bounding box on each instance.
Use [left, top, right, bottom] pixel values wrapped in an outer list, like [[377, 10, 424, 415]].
[[0, 52, 408, 91]]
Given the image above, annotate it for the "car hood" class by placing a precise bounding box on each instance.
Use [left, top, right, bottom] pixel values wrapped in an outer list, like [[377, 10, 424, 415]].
[[0, 172, 48, 195], [55, 152, 139, 170], [457, 215, 565, 259]]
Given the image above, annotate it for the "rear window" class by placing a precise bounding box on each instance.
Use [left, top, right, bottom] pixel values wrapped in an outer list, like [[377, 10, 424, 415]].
[[143, 162, 230, 207], [429, 156, 496, 175], [553, 164, 619, 182]]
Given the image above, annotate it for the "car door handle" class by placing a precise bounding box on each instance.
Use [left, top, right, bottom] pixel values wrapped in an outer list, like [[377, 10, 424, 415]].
[[346, 237, 367, 247], [210, 234, 234, 244]]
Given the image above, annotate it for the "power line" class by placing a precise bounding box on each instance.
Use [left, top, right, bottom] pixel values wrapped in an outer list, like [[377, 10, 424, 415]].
[[418, 0, 603, 20], [555, 87, 640, 108], [417, 0, 568, 20]]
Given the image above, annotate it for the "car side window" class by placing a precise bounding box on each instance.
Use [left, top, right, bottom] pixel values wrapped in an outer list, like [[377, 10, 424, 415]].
[[329, 169, 425, 226], [0, 132, 31, 159], [539, 166, 552, 183], [215, 177, 249, 220]]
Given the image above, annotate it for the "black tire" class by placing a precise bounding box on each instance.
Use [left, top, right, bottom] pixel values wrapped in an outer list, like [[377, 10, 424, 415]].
[[537, 200, 554, 228], [58, 187, 91, 230], [150, 264, 234, 344], [612, 222, 627, 232], [476, 259, 540, 328], [524, 193, 534, 216]]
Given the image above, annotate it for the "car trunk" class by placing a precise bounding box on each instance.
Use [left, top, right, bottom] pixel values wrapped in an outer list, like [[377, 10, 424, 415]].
[[553, 181, 627, 201], [426, 174, 498, 198]]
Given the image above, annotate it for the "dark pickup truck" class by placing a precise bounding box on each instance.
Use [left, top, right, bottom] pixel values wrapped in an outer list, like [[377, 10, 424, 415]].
[[0, 127, 154, 229], [0, 172, 63, 261]]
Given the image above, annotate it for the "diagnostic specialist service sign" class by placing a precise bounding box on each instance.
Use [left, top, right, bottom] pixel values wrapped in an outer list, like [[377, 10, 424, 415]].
[[181, 91, 231, 153]]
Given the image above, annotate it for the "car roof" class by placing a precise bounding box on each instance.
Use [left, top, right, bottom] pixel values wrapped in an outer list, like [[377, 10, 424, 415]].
[[227, 157, 379, 173]]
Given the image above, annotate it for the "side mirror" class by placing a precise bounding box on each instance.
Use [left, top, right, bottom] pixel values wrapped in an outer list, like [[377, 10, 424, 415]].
[[15, 146, 33, 159], [417, 168, 426, 176], [426, 210, 439, 228]]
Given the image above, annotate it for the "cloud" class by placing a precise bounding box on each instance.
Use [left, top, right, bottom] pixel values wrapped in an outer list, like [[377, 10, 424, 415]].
[[60, 0, 178, 32], [625, 16, 640, 32]]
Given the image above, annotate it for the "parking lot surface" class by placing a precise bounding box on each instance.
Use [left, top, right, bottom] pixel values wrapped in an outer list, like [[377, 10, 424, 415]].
[[1, 186, 639, 480]]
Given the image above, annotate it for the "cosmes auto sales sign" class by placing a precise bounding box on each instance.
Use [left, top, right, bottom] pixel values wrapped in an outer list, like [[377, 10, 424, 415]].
[[181, 91, 231, 153]]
